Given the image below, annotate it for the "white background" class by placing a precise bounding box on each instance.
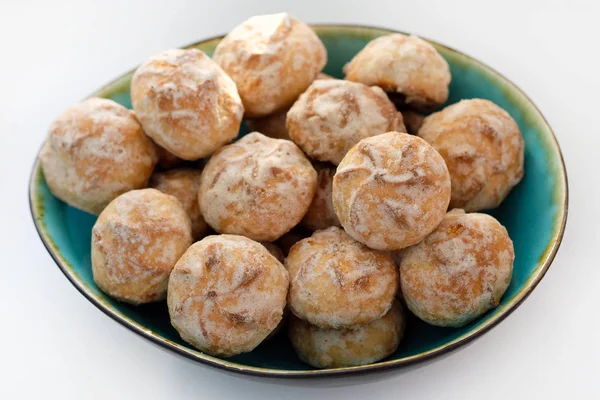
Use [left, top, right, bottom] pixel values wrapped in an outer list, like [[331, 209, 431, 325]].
[[1, 0, 598, 398]]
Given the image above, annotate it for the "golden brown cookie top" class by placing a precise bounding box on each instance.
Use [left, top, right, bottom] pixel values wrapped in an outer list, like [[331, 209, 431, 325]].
[[213, 13, 326, 117], [91, 189, 192, 303], [168, 234, 289, 357], [418, 99, 524, 211], [40, 97, 158, 214], [199, 132, 317, 241], [333, 132, 451, 250], [131, 49, 243, 160], [400, 210, 514, 327], [344, 34, 451, 111], [286, 227, 399, 328], [93, 189, 192, 267]]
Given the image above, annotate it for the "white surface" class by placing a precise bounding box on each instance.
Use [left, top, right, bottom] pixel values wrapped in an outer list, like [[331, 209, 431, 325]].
[[0, 0, 598, 398]]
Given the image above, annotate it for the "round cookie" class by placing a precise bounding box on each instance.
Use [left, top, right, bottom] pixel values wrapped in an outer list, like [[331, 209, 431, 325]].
[[149, 168, 209, 240], [402, 110, 425, 135], [287, 79, 406, 165], [213, 13, 327, 117], [286, 227, 399, 329], [91, 189, 192, 304], [344, 34, 451, 111], [289, 300, 405, 368], [400, 209, 514, 327], [418, 99, 525, 211], [167, 235, 289, 357], [198, 132, 317, 242], [39, 98, 158, 215], [301, 163, 341, 231], [333, 132, 451, 251], [131, 48, 243, 160]]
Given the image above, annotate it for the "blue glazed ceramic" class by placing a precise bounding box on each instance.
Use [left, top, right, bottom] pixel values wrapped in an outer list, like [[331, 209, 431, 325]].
[[29, 25, 568, 377]]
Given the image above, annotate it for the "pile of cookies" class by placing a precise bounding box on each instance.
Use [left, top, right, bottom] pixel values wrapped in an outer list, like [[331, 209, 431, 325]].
[[39, 12, 524, 369]]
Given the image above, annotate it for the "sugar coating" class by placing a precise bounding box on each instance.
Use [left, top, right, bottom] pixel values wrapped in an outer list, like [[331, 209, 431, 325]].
[[301, 163, 341, 231], [400, 210, 514, 327], [213, 13, 327, 117], [91, 189, 192, 305], [149, 168, 208, 240], [39, 98, 158, 215], [286, 227, 399, 329], [167, 235, 289, 357], [344, 34, 451, 111], [333, 132, 451, 251], [418, 99, 525, 211], [289, 300, 405, 368], [287, 79, 406, 165], [198, 132, 317, 241], [131, 49, 243, 160]]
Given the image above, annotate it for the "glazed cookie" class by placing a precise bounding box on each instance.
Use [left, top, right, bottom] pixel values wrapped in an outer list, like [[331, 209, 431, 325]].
[[91, 189, 192, 304], [39, 97, 158, 215], [131, 49, 243, 160], [400, 209, 514, 327], [418, 99, 525, 211], [287, 79, 406, 164], [289, 300, 405, 368], [149, 168, 208, 240], [213, 13, 327, 117], [344, 34, 451, 111], [168, 235, 289, 357], [198, 132, 317, 241], [301, 163, 341, 231], [333, 132, 451, 251], [287, 227, 399, 328]]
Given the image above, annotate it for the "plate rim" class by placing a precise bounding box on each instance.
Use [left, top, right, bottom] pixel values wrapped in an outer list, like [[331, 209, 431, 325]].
[[29, 23, 569, 378]]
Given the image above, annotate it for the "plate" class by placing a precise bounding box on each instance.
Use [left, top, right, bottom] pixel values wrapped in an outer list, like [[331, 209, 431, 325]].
[[29, 24, 568, 377]]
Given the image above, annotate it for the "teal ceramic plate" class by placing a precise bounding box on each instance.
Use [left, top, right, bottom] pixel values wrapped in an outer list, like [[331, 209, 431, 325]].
[[29, 25, 568, 377]]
